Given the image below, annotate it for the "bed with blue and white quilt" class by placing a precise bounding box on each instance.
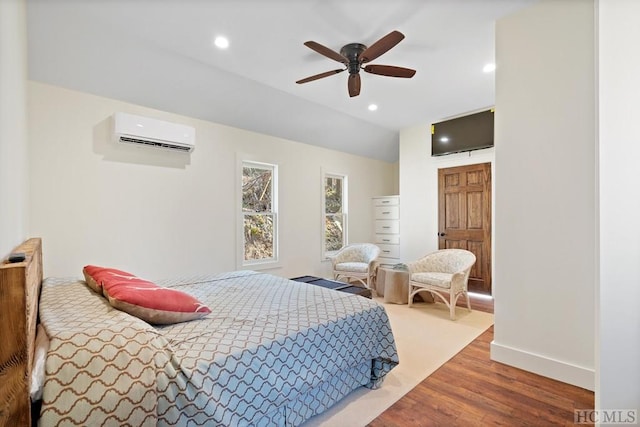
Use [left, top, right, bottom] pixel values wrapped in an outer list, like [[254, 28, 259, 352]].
[[37, 270, 398, 426]]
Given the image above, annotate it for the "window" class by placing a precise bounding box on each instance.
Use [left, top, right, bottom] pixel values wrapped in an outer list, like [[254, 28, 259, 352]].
[[242, 161, 278, 266], [323, 172, 347, 257]]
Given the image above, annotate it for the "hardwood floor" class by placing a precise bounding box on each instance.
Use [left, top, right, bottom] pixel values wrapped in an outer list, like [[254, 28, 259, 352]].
[[369, 294, 594, 426]]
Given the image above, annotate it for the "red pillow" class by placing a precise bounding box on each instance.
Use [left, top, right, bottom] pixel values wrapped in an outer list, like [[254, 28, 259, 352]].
[[83, 265, 136, 293], [82, 265, 211, 325]]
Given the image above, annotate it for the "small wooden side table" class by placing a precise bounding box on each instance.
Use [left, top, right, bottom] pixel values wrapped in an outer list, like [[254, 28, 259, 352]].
[[377, 266, 408, 304], [376, 266, 434, 304]]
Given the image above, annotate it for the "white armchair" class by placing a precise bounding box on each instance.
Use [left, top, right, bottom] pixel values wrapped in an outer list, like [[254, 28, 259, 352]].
[[407, 249, 476, 320], [331, 243, 380, 289]]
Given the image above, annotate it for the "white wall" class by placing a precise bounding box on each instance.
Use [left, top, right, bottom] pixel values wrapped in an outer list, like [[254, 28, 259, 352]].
[[399, 124, 494, 263], [0, 0, 28, 257], [597, 0, 640, 412], [28, 82, 397, 280], [491, 0, 596, 390]]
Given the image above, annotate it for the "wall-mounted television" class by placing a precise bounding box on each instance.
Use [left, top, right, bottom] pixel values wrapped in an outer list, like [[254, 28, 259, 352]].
[[431, 109, 494, 156]]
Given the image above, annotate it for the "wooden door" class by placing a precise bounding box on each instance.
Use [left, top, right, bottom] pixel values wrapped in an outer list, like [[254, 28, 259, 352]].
[[438, 162, 492, 294]]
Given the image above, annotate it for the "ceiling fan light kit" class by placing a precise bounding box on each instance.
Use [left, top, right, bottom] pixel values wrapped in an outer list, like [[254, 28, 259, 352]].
[[296, 30, 416, 97]]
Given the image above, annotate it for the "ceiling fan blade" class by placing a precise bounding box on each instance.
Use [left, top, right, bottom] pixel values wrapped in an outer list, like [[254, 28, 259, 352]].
[[296, 69, 345, 84], [360, 30, 405, 63], [363, 64, 416, 78], [348, 74, 361, 97], [304, 41, 348, 64]]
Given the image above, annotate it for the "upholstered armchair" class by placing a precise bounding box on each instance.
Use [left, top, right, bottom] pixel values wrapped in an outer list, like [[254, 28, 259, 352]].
[[331, 243, 380, 289], [407, 249, 476, 320]]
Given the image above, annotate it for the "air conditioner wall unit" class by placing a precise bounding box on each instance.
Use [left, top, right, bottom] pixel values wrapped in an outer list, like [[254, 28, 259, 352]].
[[113, 112, 195, 153]]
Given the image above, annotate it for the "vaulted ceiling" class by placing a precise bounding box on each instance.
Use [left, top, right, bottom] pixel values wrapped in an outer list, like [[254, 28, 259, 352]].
[[27, 0, 536, 162]]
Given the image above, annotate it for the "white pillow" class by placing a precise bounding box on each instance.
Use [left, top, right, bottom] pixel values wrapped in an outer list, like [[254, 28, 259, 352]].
[[30, 323, 49, 401]]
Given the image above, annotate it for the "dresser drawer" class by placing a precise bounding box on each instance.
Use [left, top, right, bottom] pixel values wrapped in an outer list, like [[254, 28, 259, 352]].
[[374, 234, 400, 244], [375, 220, 400, 234], [374, 205, 399, 220], [373, 197, 399, 207], [378, 244, 400, 259]]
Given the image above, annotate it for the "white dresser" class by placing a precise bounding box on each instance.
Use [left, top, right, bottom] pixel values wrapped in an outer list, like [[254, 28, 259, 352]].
[[372, 196, 400, 261]]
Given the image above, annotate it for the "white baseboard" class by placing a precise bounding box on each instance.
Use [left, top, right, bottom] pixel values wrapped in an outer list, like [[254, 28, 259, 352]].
[[490, 340, 595, 391]]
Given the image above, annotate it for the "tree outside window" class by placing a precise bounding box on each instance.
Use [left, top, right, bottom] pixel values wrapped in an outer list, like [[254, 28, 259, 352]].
[[324, 173, 347, 257], [242, 162, 277, 264]]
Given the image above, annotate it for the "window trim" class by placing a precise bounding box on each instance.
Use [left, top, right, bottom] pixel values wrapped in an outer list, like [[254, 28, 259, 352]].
[[322, 170, 348, 259], [238, 158, 279, 269]]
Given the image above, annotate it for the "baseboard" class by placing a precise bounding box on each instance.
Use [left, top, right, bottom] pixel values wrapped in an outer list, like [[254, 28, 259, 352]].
[[490, 341, 595, 391]]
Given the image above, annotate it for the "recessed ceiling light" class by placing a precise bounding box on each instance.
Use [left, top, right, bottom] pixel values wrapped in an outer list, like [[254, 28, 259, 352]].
[[214, 36, 229, 49], [368, 104, 378, 111], [483, 63, 496, 73], [440, 137, 449, 143]]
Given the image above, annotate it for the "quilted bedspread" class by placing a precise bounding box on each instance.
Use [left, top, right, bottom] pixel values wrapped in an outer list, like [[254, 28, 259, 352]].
[[38, 271, 398, 426]]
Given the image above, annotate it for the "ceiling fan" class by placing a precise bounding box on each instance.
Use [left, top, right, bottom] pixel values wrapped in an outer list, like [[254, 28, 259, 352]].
[[296, 30, 416, 98]]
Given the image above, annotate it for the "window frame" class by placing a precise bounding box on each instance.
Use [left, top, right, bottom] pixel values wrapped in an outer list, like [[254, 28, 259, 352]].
[[239, 159, 279, 269], [322, 170, 348, 259]]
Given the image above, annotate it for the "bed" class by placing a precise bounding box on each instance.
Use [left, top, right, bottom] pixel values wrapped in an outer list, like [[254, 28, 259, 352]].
[[0, 238, 398, 426]]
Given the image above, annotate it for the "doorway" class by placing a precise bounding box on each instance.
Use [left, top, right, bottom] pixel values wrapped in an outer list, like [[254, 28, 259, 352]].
[[438, 162, 492, 294]]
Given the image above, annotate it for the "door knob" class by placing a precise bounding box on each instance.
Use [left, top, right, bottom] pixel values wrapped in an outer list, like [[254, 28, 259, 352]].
[[438, 232, 446, 237]]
